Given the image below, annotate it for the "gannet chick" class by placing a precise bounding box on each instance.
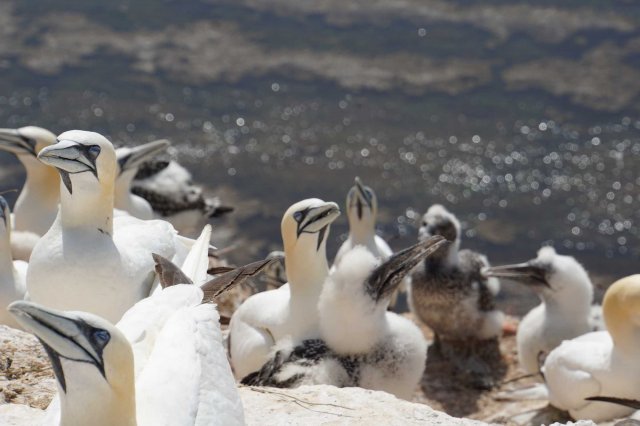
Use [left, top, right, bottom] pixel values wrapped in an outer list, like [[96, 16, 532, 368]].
[[543, 275, 640, 422], [485, 246, 601, 374], [229, 198, 340, 379], [0, 196, 27, 329], [410, 204, 503, 341], [243, 236, 448, 400], [131, 159, 233, 237], [27, 130, 189, 323], [115, 139, 169, 220]]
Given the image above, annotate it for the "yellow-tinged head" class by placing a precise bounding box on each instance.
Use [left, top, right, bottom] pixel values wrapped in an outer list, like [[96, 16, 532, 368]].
[[0, 126, 57, 157], [603, 274, 640, 352], [8, 301, 136, 423], [38, 130, 116, 196]]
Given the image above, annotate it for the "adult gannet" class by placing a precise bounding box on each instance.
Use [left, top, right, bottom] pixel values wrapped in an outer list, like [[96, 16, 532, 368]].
[[243, 236, 448, 400], [131, 159, 233, 237], [0, 196, 27, 329], [229, 198, 340, 379], [0, 126, 59, 235], [27, 130, 190, 323], [115, 139, 170, 220], [410, 204, 503, 342], [485, 246, 602, 374], [543, 275, 640, 422], [0, 126, 59, 260]]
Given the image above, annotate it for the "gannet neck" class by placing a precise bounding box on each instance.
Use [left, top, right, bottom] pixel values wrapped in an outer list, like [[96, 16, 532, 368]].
[[58, 359, 136, 426], [59, 176, 114, 235], [425, 239, 459, 268], [348, 219, 376, 247], [114, 169, 137, 210], [285, 237, 329, 300], [14, 155, 60, 232]]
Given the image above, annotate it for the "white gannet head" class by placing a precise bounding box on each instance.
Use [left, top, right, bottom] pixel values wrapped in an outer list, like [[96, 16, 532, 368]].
[[602, 275, 640, 355], [281, 199, 340, 287], [0, 126, 57, 157], [38, 130, 116, 196], [8, 301, 136, 423], [345, 177, 378, 234], [320, 236, 448, 354], [116, 139, 170, 180], [484, 246, 593, 310]]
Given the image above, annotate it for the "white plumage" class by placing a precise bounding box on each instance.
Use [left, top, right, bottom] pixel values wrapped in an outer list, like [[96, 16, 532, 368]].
[[27, 130, 189, 323], [229, 198, 340, 379], [543, 275, 640, 422]]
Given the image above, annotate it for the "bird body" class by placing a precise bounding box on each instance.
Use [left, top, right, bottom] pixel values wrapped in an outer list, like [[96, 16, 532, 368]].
[[485, 246, 600, 374], [229, 199, 340, 379], [27, 131, 187, 323], [410, 205, 502, 342], [543, 275, 640, 422], [243, 237, 446, 399]]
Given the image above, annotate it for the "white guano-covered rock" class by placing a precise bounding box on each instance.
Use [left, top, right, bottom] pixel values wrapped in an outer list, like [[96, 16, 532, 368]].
[[240, 385, 489, 425]]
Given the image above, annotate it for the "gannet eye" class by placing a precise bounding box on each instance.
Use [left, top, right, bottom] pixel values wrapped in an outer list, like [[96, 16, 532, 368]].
[[92, 329, 110, 345], [293, 211, 304, 223], [87, 145, 101, 158]]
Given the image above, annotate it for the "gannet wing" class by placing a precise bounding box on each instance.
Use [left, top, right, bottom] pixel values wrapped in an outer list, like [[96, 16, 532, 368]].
[[201, 257, 279, 303], [153, 254, 193, 289], [135, 286, 244, 426]]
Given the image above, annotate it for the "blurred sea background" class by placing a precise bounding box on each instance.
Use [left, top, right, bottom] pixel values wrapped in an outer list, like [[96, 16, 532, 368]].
[[1, 0, 639, 315]]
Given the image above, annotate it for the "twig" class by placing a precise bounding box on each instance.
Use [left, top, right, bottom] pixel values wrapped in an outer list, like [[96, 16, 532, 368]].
[[244, 386, 356, 411]]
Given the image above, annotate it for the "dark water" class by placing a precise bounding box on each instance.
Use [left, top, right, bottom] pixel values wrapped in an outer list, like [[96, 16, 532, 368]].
[[1, 0, 639, 314]]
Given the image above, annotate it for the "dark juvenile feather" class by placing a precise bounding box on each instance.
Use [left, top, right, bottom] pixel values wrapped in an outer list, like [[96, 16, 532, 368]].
[[585, 396, 640, 410], [201, 257, 281, 303], [207, 266, 236, 275], [152, 253, 193, 289]]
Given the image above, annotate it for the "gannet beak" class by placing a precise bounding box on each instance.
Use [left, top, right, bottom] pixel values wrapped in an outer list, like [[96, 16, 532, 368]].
[[367, 235, 449, 302], [353, 177, 373, 219], [0, 128, 37, 156], [296, 202, 341, 236], [117, 139, 170, 175], [0, 196, 9, 227], [8, 301, 111, 391], [483, 263, 550, 288], [38, 139, 101, 177]]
